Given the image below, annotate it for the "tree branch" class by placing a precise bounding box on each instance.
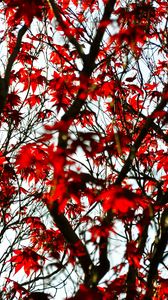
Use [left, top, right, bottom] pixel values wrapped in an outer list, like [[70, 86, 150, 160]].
[[124, 101, 168, 144], [107, 85, 168, 295], [83, 0, 116, 76], [48, 201, 94, 282], [5, 25, 28, 85], [145, 208, 168, 299], [115, 90, 168, 186], [48, 0, 85, 60], [0, 24, 28, 114], [126, 209, 151, 299], [49, 0, 117, 284], [58, 0, 117, 146]]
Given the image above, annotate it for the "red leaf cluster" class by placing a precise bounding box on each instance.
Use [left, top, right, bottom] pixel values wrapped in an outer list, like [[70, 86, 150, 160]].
[[9, 248, 45, 276]]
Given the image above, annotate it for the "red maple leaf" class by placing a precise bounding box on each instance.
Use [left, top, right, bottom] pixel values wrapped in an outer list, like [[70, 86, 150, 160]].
[[9, 248, 45, 276], [98, 186, 137, 214]]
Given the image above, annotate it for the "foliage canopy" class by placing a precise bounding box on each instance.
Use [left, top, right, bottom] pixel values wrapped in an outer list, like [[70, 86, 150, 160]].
[[0, 0, 167, 299]]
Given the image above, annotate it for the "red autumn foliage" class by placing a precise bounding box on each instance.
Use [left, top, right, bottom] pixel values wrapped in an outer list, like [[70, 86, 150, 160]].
[[8, 248, 45, 276], [0, 0, 167, 299]]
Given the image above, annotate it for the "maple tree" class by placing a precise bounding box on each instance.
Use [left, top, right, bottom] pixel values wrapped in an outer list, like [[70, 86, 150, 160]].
[[0, 0, 167, 299]]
